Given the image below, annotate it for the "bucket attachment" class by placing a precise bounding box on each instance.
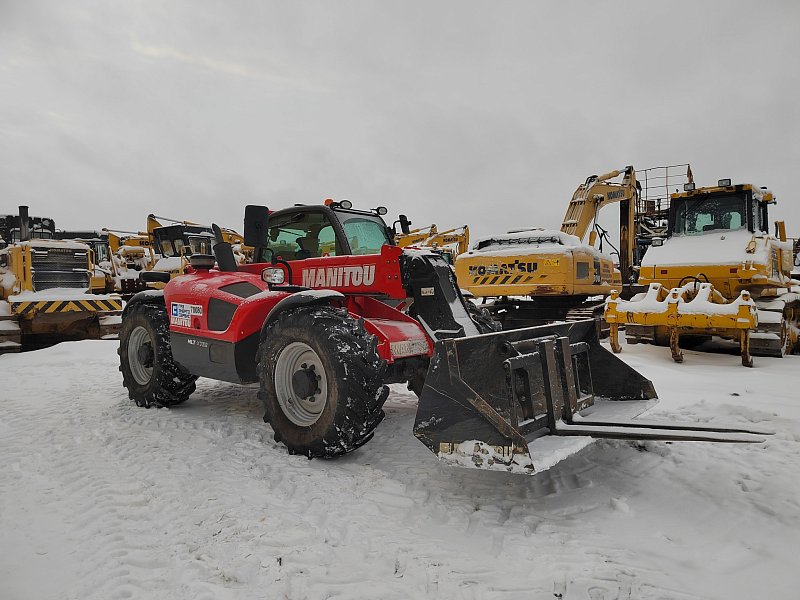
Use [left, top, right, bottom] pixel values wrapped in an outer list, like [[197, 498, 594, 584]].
[[413, 319, 769, 474]]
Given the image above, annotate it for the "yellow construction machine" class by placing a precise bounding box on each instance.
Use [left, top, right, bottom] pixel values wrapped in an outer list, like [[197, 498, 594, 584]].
[[605, 175, 800, 366], [54, 229, 116, 293], [141, 215, 249, 288], [0, 207, 123, 353], [395, 223, 470, 264], [102, 229, 157, 297], [455, 166, 642, 328]]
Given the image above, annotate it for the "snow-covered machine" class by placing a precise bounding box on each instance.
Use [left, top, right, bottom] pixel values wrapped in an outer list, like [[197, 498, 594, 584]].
[[54, 230, 115, 294], [606, 178, 800, 366], [143, 215, 248, 288], [0, 206, 122, 353], [395, 222, 470, 265], [117, 201, 767, 475], [454, 166, 640, 328]]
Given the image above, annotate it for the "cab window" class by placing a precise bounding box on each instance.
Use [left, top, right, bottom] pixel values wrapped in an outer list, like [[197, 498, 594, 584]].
[[335, 213, 392, 255], [266, 211, 341, 261], [189, 236, 213, 255], [674, 193, 746, 235]]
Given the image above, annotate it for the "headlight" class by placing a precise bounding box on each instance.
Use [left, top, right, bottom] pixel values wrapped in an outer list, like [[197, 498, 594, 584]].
[[262, 267, 285, 284]]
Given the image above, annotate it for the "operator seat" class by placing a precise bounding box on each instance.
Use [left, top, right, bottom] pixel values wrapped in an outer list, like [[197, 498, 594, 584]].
[[295, 237, 320, 260]]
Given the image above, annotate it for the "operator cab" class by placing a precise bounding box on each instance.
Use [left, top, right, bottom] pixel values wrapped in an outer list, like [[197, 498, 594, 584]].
[[0, 215, 56, 246], [257, 200, 394, 263], [668, 181, 774, 238], [153, 224, 215, 258]]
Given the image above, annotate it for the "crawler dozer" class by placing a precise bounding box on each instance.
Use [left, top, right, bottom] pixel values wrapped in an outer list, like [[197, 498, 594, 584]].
[[0, 207, 122, 353], [606, 176, 800, 366], [117, 200, 767, 474], [454, 166, 641, 329]]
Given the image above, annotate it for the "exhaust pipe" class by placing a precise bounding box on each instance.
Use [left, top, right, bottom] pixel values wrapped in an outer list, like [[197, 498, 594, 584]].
[[19, 205, 30, 242]]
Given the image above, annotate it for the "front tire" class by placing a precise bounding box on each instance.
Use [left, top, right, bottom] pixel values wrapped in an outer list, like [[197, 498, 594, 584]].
[[258, 306, 389, 458], [118, 302, 197, 408]]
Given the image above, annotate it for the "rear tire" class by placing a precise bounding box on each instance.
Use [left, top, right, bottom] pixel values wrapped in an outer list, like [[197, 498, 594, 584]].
[[258, 306, 388, 458], [118, 303, 197, 408]]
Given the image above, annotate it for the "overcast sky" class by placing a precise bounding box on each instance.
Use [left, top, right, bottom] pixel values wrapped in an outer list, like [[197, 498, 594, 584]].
[[1, 0, 798, 242]]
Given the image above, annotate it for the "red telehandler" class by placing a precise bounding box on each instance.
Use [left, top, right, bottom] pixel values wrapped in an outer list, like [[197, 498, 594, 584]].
[[118, 201, 767, 474]]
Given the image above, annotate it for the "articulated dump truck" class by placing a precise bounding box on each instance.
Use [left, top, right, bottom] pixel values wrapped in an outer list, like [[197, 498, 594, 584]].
[[606, 179, 800, 366], [118, 202, 768, 475]]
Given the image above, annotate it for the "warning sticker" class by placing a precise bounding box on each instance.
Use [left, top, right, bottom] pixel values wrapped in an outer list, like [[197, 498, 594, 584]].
[[170, 302, 203, 327]]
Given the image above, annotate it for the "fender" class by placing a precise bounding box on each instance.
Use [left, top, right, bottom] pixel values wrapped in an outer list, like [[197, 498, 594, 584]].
[[261, 289, 345, 336], [122, 289, 165, 317]]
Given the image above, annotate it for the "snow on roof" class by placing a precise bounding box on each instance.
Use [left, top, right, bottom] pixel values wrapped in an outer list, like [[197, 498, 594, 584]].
[[466, 228, 611, 260], [18, 239, 90, 250]]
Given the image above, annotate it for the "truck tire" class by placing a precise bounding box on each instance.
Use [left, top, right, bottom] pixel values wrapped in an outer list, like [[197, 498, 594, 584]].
[[118, 303, 197, 408], [258, 305, 389, 458]]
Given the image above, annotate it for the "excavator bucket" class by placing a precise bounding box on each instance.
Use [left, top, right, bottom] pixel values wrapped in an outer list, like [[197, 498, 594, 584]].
[[413, 319, 769, 474]]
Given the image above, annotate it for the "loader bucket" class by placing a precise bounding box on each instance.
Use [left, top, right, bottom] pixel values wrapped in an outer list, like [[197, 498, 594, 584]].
[[413, 319, 769, 474]]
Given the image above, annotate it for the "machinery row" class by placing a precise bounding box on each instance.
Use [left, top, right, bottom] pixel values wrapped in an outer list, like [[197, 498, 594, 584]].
[[3, 165, 798, 361], [2, 164, 796, 475]]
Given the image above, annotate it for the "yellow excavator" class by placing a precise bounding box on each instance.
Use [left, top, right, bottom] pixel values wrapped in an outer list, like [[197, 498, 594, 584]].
[[605, 175, 800, 366], [395, 223, 470, 264], [454, 166, 641, 328]]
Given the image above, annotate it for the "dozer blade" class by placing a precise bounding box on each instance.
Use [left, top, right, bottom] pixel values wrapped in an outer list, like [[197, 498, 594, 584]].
[[413, 319, 770, 474]]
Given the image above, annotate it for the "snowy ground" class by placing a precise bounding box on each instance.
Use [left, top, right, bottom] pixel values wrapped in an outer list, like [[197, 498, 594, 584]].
[[2, 339, 799, 600]]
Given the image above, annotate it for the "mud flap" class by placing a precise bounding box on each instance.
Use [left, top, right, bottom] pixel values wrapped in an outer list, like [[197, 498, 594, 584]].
[[413, 319, 769, 474]]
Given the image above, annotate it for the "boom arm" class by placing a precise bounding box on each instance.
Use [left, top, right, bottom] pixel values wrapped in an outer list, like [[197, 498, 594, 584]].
[[561, 166, 639, 283]]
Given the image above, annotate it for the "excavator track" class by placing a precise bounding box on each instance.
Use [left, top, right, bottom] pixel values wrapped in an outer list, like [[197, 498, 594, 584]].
[[489, 298, 607, 332]]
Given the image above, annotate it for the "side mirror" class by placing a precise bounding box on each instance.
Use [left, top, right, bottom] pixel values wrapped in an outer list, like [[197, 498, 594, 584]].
[[398, 214, 411, 235], [244, 205, 270, 248]]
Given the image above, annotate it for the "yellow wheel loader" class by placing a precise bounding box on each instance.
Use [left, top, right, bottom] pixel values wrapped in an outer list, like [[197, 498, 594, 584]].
[[454, 166, 642, 328], [55, 230, 116, 294], [605, 178, 800, 366], [0, 207, 123, 353]]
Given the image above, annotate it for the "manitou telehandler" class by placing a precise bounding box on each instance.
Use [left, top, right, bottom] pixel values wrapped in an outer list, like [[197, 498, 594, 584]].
[[118, 201, 767, 474]]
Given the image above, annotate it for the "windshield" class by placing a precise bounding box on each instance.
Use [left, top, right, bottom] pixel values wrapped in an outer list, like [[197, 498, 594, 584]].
[[94, 243, 110, 263], [9, 227, 54, 242], [673, 193, 747, 235], [188, 235, 213, 255], [334, 211, 392, 255]]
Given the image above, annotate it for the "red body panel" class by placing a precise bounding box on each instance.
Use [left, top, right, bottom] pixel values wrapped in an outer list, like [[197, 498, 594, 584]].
[[163, 245, 429, 363]]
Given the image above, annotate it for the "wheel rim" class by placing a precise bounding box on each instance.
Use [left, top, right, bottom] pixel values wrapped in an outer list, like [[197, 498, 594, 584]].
[[274, 341, 328, 427], [128, 326, 154, 386]]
